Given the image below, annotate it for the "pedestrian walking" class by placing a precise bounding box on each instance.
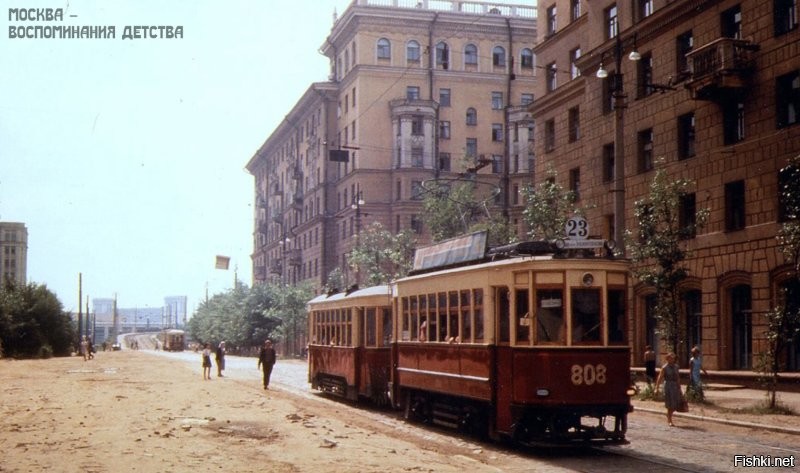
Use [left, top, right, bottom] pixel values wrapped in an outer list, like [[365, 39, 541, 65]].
[[687, 346, 709, 400], [201, 343, 213, 380], [655, 352, 683, 427], [80, 336, 89, 361], [644, 345, 656, 385], [87, 339, 95, 360], [215, 341, 226, 377], [257, 340, 277, 390]]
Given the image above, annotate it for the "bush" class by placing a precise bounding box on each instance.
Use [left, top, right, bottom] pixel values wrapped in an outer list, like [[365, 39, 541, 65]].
[[38, 345, 53, 359]]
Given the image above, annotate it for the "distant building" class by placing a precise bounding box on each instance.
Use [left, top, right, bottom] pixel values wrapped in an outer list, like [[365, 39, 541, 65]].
[[163, 296, 188, 327], [0, 222, 28, 285], [247, 0, 537, 291]]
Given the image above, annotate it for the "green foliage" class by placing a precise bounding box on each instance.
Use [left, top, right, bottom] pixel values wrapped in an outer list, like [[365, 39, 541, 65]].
[[521, 168, 581, 241], [324, 267, 346, 294], [0, 279, 75, 358], [626, 163, 708, 355], [186, 282, 313, 355], [761, 155, 800, 408], [348, 222, 417, 286]]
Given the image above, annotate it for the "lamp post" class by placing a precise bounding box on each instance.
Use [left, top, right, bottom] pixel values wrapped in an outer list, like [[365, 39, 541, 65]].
[[596, 32, 640, 256], [351, 191, 366, 285]]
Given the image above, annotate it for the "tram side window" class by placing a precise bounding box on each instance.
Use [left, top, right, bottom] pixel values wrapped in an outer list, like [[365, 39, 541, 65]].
[[366, 308, 377, 347], [536, 289, 564, 344], [460, 290, 472, 342], [572, 288, 601, 344], [418, 295, 427, 341], [498, 287, 511, 343], [449, 291, 459, 342], [402, 297, 410, 341], [608, 289, 626, 344], [425, 294, 437, 342], [516, 288, 530, 343], [346, 309, 353, 346], [438, 293, 448, 341], [382, 308, 392, 346], [410, 296, 419, 341], [473, 289, 484, 342]]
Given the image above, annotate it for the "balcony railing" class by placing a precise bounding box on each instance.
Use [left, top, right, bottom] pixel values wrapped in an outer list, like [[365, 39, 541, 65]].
[[685, 37, 758, 101]]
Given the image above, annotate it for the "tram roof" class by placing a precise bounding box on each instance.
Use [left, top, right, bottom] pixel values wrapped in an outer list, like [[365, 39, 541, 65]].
[[307, 284, 391, 305]]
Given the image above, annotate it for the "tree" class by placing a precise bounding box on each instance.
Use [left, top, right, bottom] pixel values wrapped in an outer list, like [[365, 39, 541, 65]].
[[521, 167, 582, 241], [348, 222, 417, 286], [760, 155, 800, 408], [420, 163, 515, 247], [0, 279, 75, 358], [626, 163, 708, 356], [263, 282, 313, 356]]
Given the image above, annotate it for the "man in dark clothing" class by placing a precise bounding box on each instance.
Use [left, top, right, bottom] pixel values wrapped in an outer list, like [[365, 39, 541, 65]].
[[257, 340, 277, 390], [215, 341, 226, 377]]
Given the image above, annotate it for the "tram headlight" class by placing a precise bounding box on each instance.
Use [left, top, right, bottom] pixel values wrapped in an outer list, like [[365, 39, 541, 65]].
[[536, 388, 550, 397]]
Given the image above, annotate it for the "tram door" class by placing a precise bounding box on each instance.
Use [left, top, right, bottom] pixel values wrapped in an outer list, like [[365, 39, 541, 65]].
[[731, 285, 752, 369], [494, 286, 513, 433]]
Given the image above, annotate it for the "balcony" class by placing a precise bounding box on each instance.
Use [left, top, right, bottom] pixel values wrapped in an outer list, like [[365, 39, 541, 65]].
[[685, 38, 759, 101]]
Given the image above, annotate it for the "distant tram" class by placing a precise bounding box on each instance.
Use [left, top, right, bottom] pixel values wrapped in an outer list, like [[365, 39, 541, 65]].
[[308, 231, 633, 446], [162, 329, 185, 352]]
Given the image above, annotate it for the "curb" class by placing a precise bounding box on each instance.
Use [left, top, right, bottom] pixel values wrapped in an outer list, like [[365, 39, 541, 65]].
[[633, 406, 800, 436]]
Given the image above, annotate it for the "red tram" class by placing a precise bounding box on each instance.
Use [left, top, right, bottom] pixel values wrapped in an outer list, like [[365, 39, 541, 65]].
[[307, 285, 392, 404], [307, 233, 633, 445]]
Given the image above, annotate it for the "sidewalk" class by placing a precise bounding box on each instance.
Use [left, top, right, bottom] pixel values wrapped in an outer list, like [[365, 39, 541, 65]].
[[631, 381, 800, 435]]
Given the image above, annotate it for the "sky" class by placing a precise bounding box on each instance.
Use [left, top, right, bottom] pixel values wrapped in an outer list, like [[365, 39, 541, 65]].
[[0, 0, 356, 313], [0, 0, 526, 315]]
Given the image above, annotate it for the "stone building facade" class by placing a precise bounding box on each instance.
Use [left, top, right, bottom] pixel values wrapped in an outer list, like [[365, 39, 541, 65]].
[[247, 0, 537, 290], [0, 222, 28, 286], [532, 0, 800, 369]]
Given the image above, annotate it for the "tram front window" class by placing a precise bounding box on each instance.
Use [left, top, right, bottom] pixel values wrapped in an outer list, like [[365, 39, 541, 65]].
[[536, 289, 564, 344], [572, 289, 601, 344]]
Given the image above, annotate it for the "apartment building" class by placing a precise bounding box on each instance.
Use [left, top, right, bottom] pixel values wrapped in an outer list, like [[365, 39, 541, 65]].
[[0, 222, 28, 286], [247, 0, 537, 290], [532, 0, 800, 369]]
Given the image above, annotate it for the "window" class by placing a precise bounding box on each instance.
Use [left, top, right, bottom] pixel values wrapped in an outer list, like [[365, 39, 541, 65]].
[[570, 0, 581, 21], [606, 4, 618, 39], [410, 215, 423, 234], [466, 138, 478, 157], [637, 53, 653, 98], [411, 115, 424, 135], [521, 48, 533, 69], [536, 289, 564, 344], [411, 180, 424, 199], [572, 289, 601, 344], [779, 162, 800, 221], [679, 193, 698, 239], [569, 167, 581, 200], [466, 107, 477, 125], [544, 119, 555, 152], [546, 5, 557, 36], [602, 72, 615, 114], [464, 44, 478, 66], [676, 30, 693, 77], [439, 153, 451, 172], [493, 46, 506, 67], [436, 41, 449, 69], [678, 112, 696, 159], [492, 123, 504, 142], [721, 5, 742, 39], [492, 155, 503, 174], [406, 86, 420, 100], [775, 0, 799, 36], [546, 62, 557, 92], [377, 38, 391, 59], [603, 143, 615, 182], [568, 106, 580, 142], [407, 40, 420, 62], [492, 91, 504, 110], [569, 47, 581, 79], [637, 0, 654, 20], [439, 88, 451, 107], [723, 101, 745, 145], [637, 128, 654, 173], [777, 70, 800, 128], [439, 120, 451, 139], [412, 147, 424, 167], [521, 93, 534, 106], [725, 180, 746, 231]]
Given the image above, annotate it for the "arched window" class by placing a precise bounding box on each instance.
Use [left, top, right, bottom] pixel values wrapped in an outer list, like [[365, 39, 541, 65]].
[[406, 40, 420, 62], [466, 107, 477, 126], [436, 41, 449, 69], [493, 46, 506, 67], [521, 48, 534, 69], [464, 44, 478, 66], [377, 38, 391, 59]]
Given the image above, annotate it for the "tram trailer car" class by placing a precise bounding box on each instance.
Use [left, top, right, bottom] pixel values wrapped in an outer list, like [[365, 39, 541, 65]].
[[391, 238, 633, 445], [307, 286, 393, 404], [162, 329, 185, 352]]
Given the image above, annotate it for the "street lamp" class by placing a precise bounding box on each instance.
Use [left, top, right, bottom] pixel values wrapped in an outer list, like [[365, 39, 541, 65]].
[[595, 32, 641, 256], [351, 191, 365, 237]]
